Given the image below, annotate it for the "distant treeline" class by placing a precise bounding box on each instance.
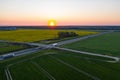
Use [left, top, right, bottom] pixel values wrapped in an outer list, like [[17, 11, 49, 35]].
[[0, 27, 16, 30], [0, 26, 120, 30]]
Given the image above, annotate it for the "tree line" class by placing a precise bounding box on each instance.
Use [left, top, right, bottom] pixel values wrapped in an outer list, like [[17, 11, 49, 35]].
[[58, 31, 79, 38]]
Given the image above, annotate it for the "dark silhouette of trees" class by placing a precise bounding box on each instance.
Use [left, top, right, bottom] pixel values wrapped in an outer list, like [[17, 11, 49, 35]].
[[58, 31, 78, 38]]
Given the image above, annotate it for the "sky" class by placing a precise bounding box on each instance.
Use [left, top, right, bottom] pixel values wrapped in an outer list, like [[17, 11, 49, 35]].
[[0, 0, 120, 26]]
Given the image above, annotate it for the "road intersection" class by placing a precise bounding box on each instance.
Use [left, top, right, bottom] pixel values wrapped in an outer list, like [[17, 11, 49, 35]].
[[0, 31, 119, 62], [1, 31, 120, 80]]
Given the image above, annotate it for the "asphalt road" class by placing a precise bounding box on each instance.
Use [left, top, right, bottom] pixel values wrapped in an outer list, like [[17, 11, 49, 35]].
[[1, 31, 119, 62], [0, 47, 45, 60], [55, 47, 119, 63]]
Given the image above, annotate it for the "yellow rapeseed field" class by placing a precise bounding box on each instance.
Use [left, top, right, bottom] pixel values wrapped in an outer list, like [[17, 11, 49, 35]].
[[0, 29, 97, 42]]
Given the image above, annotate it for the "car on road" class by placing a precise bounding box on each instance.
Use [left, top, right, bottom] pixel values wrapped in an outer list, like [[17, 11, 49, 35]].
[[2, 53, 15, 59], [52, 43, 58, 47]]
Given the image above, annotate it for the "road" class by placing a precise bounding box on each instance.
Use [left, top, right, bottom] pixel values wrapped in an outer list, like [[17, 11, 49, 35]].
[[0, 47, 43, 60], [0, 31, 118, 61], [54, 47, 119, 63]]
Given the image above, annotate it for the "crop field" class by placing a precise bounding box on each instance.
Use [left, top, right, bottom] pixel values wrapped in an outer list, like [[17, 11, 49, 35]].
[[0, 42, 31, 55], [0, 49, 120, 80], [62, 32, 120, 57], [0, 29, 97, 42]]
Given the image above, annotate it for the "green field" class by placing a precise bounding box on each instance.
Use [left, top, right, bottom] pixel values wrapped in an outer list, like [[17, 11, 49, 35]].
[[0, 49, 120, 80], [0, 42, 31, 55], [0, 29, 97, 42], [62, 32, 120, 57]]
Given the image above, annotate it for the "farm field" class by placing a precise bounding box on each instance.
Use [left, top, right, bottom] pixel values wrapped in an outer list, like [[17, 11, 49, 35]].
[[0, 42, 31, 55], [0, 29, 97, 42], [62, 32, 120, 57], [0, 49, 120, 80]]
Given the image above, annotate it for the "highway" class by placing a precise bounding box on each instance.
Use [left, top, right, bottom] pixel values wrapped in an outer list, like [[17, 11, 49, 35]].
[[0, 47, 44, 60]]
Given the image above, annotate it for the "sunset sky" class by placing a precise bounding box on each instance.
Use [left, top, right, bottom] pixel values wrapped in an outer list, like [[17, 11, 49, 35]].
[[0, 0, 120, 26]]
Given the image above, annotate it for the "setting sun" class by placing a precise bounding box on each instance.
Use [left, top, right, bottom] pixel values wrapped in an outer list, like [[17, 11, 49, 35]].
[[48, 20, 56, 27]]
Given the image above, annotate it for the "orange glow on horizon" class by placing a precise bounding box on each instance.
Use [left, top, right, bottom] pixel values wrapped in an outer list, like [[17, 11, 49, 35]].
[[0, 18, 120, 26]]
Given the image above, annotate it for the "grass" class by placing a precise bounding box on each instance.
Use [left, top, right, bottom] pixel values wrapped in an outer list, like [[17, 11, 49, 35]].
[[0, 29, 97, 42], [0, 42, 31, 55], [62, 32, 120, 57], [33, 55, 91, 80], [0, 49, 120, 80], [51, 53, 120, 80], [9, 61, 50, 80]]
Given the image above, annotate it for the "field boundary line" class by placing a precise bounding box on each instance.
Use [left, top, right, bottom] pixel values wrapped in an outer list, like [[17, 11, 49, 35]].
[[31, 61, 56, 80], [4, 66, 13, 80], [4, 68, 10, 80], [50, 55, 100, 80], [4, 53, 57, 80]]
